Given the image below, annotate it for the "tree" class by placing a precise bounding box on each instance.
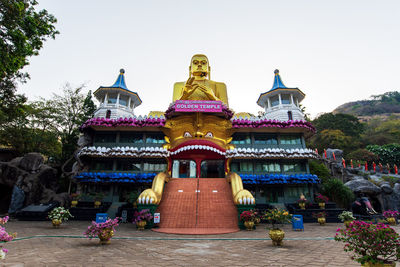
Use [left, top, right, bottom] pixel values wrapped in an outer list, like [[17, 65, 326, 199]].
[[367, 144, 400, 166], [312, 113, 364, 137], [0, 0, 58, 122]]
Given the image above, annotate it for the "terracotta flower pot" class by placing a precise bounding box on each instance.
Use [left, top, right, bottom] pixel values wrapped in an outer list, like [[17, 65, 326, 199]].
[[318, 217, 326, 225], [269, 229, 285, 246], [136, 220, 147, 230], [98, 228, 114, 245], [318, 202, 325, 209], [298, 203, 306, 210], [244, 221, 254, 231], [52, 219, 62, 228]]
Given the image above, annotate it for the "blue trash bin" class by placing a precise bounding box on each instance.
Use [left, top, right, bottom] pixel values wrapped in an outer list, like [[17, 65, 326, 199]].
[[96, 213, 108, 223], [292, 215, 304, 231]]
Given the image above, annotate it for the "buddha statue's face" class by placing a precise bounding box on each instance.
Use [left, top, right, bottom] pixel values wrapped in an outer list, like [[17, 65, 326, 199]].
[[190, 55, 209, 77]]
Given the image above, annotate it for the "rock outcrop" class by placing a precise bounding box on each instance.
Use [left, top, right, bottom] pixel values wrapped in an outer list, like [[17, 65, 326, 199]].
[[0, 153, 68, 213]]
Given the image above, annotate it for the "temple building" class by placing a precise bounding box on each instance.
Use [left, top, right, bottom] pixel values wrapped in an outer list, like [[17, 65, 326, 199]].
[[75, 55, 318, 234]]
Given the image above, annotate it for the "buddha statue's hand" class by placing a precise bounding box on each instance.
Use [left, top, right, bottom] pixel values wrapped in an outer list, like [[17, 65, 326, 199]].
[[137, 189, 159, 204], [180, 77, 196, 99], [234, 189, 255, 205]]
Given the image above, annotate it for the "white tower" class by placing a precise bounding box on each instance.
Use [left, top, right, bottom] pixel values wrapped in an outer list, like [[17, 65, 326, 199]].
[[93, 69, 142, 119], [257, 69, 305, 121]]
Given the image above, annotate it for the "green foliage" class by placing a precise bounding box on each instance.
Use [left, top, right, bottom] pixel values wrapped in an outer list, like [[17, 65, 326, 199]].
[[0, 0, 58, 122], [346, 149, 379, 163], [367, 143, 400, 166], [309, 160, 331, 183], [322, 178, 354, 208], [313, 113, 364, 137], [381, 176, 400, 188]]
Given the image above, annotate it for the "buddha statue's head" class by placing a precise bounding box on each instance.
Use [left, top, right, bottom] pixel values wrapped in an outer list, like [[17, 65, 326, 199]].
[[189, 54, 210, 79]]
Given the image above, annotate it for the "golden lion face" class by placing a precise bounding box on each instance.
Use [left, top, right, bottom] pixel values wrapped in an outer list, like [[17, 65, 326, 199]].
[[162, 113, 233, 153]]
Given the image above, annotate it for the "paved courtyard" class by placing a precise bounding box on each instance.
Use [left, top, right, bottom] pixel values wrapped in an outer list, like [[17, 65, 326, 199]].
[[1, 220, 392, 267]]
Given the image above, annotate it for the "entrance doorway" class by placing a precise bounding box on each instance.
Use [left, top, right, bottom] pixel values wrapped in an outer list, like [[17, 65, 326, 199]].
[[172, 160, 196, 178], [200, 160, 225, 178]]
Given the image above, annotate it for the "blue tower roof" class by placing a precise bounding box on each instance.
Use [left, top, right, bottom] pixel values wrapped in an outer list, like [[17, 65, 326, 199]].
[[271, 69, 287, 90], [109, 69, 128, 90]]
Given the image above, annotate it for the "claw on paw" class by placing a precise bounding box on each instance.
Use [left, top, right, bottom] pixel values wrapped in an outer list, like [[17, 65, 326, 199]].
[[234, 189, 255, 205], [138, 189, 160, 205]]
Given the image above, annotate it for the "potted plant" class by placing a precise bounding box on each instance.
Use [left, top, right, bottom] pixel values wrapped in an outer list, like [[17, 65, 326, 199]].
[[297, 194, 309, 210], [264, 208, 292, 246], [70, 193, 81, 208], [383, 210, 399, 226], [338, 211, 356, 228], [253, 210, 261, 226], [240, 210, 256, 231], [48, 207, 73, 228], [312, 211, 327, 225], [90, 192, 105, 208], [335, 221, 400, 266], [132, 209, 153, 230], [0, 216, 15, 260], [315, 193, 329, 209], [84, 217, 120, 245]]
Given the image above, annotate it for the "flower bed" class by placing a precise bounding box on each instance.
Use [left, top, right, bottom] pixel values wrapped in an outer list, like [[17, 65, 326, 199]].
[[80, 116, 166, 130]]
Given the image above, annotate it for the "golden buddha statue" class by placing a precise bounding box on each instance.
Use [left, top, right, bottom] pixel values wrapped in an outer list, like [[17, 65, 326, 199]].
[[172, 54, 229, 106], [137, 54, 254, 206]]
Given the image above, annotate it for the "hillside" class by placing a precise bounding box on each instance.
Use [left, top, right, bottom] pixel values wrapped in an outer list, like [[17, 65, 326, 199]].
[[333, 91, 400, 120]]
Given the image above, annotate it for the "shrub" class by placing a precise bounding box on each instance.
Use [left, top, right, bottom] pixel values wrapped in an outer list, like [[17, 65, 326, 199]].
[[322, 178, 354, 208], [309, 160, 331, 183], [346, 149, 379, 164]]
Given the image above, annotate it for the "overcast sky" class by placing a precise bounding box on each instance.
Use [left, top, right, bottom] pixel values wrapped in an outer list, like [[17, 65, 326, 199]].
[[18, 0, 400, 118]]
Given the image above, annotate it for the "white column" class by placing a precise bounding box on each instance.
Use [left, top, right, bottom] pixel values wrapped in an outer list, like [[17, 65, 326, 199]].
[[267, 98, 271, 111], [278, 94, 282, 107], [290, 94, 294, 106], [104, 93, 108, 106], [296, 98, 299, 107], [117, 92, 120, 107], [128, 97, 132, 111]]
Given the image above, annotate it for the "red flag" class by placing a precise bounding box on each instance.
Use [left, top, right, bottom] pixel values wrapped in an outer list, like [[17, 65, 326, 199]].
[[365, 162, 368, 171], [342, 158, 346, 168], [324, 149, 327, 158]]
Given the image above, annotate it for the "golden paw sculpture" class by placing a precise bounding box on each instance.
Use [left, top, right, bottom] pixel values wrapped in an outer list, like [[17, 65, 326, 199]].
[[138, 172, 170, 205], [226, 172, 255, 205]]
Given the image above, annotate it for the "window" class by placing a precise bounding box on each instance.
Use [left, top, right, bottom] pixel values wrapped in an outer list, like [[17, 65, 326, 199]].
[[116, 160, 141, 171], [92, 160, 113, 171], [288, 111, 293, 120], [283, 163, 306, 172], [231, 133, 251, 145], [270, 95, 279, 107], [107, 93, 117, 104], [255, 162, 281, 172], [143, 161, 167, 172], [145, 133, 165, 144], [119, 133, 144, 144], [119, 95, 129, 106], [254, 134, 278, 145], [94, 133, 116, 143], [200, 160, 225, 178], [281, 94, 291, 105], [280, 135, 301, 145]]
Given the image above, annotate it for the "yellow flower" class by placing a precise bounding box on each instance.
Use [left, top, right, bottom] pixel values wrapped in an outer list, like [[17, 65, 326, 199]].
[[283, 212, 288, 216]]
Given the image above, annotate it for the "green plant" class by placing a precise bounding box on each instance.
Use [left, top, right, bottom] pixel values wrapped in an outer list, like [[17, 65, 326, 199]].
[[309, 160, 331, 183], [322, 178, 354, 208], [127, 191, 139, 204], [90, 192, 105, 202], [132, 209, 154, 223], [346, 149, 379, 163], [264, 209, 292, 229], [382, 176, 399, 187], [335, 221, 400, 265], [338, 211, 355, 222], [48, 207, 73, 222]]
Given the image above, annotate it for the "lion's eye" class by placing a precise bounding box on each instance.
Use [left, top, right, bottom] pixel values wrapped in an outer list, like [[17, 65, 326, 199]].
[[184, 132, 192, 138], [205, 132, 213, 138]]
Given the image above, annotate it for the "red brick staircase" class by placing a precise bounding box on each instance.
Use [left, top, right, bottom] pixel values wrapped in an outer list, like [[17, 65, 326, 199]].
[[153, 178, 239, 234]]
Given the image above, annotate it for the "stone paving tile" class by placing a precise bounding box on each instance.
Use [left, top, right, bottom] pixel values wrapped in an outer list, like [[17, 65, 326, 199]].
[[3, 220, 398, 266]]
